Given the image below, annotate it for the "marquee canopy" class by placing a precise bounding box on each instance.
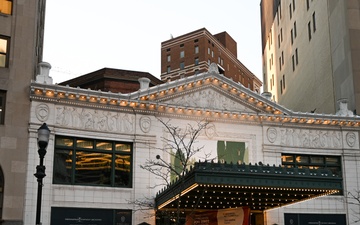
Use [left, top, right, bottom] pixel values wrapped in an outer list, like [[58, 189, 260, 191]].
[[155, 161, 343, 213]]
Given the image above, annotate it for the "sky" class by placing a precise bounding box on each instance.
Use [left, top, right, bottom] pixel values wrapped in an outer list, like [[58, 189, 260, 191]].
[[43, 1, 263, 84]]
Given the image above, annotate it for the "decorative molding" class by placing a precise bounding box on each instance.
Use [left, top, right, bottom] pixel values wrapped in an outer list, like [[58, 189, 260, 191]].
[[55, 106, 135, 133], [266, 127, 348, 149], [346, 132, 356, 147], [35, 103, 50, 122], [164, 88, 255, 113], [139, 116, 151, 133]]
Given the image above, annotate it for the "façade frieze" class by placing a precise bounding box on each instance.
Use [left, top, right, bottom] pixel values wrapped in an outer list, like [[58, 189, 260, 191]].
[[266, 127, 358, 149]]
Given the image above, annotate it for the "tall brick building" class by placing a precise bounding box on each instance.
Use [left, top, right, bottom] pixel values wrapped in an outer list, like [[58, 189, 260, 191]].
[[160, 28, 262, 93]]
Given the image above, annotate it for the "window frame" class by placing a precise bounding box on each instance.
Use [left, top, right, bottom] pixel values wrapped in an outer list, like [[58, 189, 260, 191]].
[[53, 136, 133, 188], [0, 35, 10, 68], [282, 153, 342, 177]]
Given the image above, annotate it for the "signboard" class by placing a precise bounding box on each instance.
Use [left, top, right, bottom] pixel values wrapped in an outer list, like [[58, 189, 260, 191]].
[[284, 213, 346, 225], [51, 207, 132, 225], [186, 208, 250, 225]]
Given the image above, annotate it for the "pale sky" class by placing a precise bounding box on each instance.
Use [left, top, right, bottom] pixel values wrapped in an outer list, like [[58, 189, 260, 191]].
[[43, 1, 263, 84]]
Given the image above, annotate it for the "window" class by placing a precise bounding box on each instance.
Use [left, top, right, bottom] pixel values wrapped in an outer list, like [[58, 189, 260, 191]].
[[211, 50, 214, 58], [194, 45, 199, 54], [194, 39, 198, 43], [295, 48, 299, 65], [0, 0, 12, 15], [207, 59, 210, 65], [280, 28, 283, 42], [289, 4, 292, 19], [308, 22, 312, 40], [167, 66, 171, 73], [283, 74, 286, 89], [291, 29, 294, 44], [195, 57, 199, 66], [281, 51, 284, 65], [166, 48, 171, 52], [280, 80, 283, 94], [294, 21, 297, 37], [306, 0, 310, 10], [53, 136, 133, 188], [293, 0, 296, 11], [208, 47, 210, 55], [180, 62, 184, 70], [180, 43, 184, 48], [279, 57, 282, 71], [167, 55, 171, 62], [180, 50, 184, 58], [0, 36, 10, 68], [282, 154, 342, 176], [0, 167, 3, 220], [0, 91, 5, 124], [292, 55, 295, 71], [312, 12, 316, 32]]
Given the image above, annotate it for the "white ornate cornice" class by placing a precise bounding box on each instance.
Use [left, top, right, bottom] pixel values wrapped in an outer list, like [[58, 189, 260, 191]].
[[30, 71, 360, 128]]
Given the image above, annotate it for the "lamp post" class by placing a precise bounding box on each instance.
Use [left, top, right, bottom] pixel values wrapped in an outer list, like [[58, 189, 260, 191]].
[[34, 123, 50, 225]]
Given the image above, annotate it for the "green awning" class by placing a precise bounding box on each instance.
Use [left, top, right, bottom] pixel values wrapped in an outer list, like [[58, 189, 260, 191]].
[[155, 161, 343, 212]]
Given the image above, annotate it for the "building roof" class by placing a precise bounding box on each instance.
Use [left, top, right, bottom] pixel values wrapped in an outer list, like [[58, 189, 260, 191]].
[[32, 63, 360, 127], [59, 67, 163, 93]]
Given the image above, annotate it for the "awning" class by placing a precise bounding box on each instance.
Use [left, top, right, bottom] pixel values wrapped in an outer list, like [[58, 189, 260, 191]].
[[155, 161, 343, 212]]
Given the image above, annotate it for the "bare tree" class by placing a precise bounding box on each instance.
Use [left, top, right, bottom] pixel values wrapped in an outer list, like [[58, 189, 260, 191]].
[[139, 118, 211, 225], [346, 190, 360, 224]]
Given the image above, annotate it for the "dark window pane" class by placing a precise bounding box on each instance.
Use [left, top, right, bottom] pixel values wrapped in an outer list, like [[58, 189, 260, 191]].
[[56, 137, 73, 147], [326, 157, 339, 165], [115, 155, 131, 187], [76, 139, 93, 149], [115, 143, 131, 152], [53, 150, 72, 184], [310, 156, 324, 164], [75, 151, 112, 185], [96, 141, 112, 150], [282, 155, 294, 163], [296, 155, 309, 163]]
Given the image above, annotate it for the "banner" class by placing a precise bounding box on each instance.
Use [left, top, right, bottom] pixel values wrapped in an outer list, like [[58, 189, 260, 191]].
[[186, 207, 250, 225]]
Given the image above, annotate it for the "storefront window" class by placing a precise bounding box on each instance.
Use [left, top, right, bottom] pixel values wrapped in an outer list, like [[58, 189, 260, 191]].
[[53, 136, 132, 188]]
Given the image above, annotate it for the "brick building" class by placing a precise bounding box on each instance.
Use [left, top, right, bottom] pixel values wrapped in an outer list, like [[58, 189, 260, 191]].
[[161, 28, 262, 93], [59, 68, 163, 94]]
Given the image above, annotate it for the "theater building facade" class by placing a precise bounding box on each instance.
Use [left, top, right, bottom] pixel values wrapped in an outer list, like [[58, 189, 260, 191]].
[[24, 64, 360, 225]]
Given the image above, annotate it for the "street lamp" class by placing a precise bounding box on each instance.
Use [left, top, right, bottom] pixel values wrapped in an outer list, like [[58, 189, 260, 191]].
[[34, 123, 50, 225]]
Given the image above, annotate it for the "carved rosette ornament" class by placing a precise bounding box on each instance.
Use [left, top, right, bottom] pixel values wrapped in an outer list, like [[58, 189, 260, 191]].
[[205, 123, 216, 139], [267, 127, 277, 143], [139, 116, 151, 133], [35, 104, 50, 122], [346, 132, 356, 147]]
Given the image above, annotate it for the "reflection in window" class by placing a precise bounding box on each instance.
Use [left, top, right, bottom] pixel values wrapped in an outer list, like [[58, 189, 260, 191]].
[[0, 0, 12, 15], [53, 136, 132, 187], [0, 36, 10, 68], [282, 153, 341, 176]]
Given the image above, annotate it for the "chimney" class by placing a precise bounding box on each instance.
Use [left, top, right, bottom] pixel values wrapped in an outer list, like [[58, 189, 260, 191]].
[[261, 92, 272, 101], [138, 77, 150, 90], [36, 62, 53, 84]]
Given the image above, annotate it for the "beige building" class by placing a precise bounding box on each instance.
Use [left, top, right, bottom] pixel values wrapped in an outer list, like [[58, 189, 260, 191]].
[[261, 0, 360, 115], [0, 0, 46, 224]]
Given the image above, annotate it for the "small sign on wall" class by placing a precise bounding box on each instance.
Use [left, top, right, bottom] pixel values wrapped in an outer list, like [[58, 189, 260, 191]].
[[51, 207, 132, 225]]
